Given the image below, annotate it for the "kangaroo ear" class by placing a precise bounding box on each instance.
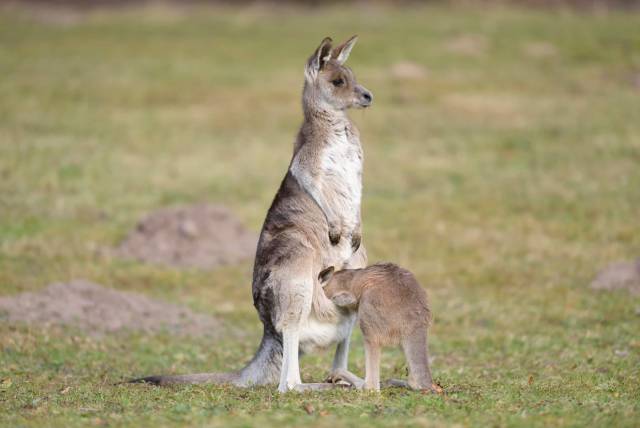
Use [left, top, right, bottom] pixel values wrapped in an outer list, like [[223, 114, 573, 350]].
[[305, 37, 333, 81], [331, 291, 357, 308], [332, 35, 358, 65], [318, 266, 335, 286]]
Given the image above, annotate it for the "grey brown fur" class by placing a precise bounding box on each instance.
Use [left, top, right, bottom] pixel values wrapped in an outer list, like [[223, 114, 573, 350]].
[[132, 36, 373, 393], [320, 263, 434, 391]]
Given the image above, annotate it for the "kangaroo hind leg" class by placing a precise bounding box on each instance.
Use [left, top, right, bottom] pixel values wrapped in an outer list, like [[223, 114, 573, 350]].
[[363, 340, 381, 391], [401, 328, 434, 391], [273, 262, 314, 393]]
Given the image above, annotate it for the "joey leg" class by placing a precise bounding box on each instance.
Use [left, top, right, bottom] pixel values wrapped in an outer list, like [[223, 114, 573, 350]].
[[364, 341, 381, 391], [402, 329, 434, 391]]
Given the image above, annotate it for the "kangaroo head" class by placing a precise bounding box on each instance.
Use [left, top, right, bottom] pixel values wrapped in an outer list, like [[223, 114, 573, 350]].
[[318, 266, 358, 310], [303, 36, 373, 113]]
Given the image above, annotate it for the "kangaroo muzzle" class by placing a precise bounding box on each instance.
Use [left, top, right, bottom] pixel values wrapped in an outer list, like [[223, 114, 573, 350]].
[[355, 85, 373, 108]]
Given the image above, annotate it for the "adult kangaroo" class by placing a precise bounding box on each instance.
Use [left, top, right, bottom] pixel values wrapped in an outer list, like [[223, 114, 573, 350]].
[[134, 36, 372, 392]]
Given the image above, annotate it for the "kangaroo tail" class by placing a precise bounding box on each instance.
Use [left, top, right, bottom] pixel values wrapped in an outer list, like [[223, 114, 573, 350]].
[[129, 372, 239, 386], [129, 328, 282, 387]]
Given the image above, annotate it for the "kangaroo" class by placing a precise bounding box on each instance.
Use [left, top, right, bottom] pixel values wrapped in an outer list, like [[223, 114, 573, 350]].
[[319, 263, 435, 392], [132, 36, 373, 392]]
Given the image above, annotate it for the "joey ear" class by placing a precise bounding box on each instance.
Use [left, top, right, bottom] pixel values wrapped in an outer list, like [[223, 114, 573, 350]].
[[318, 266, 335, 286], [305, 37, 333, 80], [331, 291, 357, 308], [331, 35, 358, 65]]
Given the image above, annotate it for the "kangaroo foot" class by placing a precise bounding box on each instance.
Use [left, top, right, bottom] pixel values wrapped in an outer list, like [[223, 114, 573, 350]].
[[385, 379, 441, 393], [292, 382, 348, 392], [326, 369, 365, 390], [385, 378, 410, 389]]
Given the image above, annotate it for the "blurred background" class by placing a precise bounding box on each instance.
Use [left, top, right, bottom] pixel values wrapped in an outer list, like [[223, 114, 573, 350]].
[[1, 1, 639, 426]]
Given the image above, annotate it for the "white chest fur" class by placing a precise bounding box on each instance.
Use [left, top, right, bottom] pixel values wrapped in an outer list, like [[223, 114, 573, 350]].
[[320, 126, 363, 229]]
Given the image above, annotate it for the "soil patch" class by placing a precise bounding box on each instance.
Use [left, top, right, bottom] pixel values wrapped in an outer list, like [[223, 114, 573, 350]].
[[523, 41, 558, 58], [590, 258, 640, 295], [390, 61, 428, 80], [441, 93, 522, 121], [444, 34, 487, 56], [115, 203, 258, 269], [0, 280, 223, 337]]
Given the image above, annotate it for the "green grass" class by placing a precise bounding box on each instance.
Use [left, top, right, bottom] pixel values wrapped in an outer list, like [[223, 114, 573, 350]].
[[1, 3, 640, 427]]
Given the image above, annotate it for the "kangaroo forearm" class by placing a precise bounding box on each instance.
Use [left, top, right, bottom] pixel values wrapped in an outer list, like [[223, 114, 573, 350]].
[[292, 169, 340, 225], [305, 186, 339, 225]]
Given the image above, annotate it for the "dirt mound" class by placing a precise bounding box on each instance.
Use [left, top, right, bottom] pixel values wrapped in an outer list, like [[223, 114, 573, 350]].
[[590, 259, 640, 295], [115, 204, 258, 269], [390, 61, 428, 80], [0, 280, 222, 337], [523, 41, 557, 58], [444, 34, 487, 56]]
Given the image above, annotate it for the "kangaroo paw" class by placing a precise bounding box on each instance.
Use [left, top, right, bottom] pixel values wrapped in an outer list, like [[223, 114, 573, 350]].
[[350, 232, 361, 252], [328, 224, 341, 245]]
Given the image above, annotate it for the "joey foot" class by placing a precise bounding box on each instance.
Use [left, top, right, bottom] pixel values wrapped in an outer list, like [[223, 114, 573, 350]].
[[385, 379, 441, 393]]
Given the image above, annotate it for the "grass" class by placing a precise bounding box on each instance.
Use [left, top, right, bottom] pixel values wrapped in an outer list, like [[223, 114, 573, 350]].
[[1, 3, 639, 427]]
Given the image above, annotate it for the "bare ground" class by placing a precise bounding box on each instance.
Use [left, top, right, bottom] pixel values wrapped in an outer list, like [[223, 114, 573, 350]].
[[590, 258, 640, 295], [0, 280, 223, 337], [114, 203, 258, 270]]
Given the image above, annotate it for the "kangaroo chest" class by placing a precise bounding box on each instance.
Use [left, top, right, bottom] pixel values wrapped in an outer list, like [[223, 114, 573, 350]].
[[320, 125, 363, 226]]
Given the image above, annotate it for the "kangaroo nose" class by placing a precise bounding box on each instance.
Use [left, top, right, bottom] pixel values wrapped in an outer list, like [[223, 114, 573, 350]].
[[355, 85, 373, 108]]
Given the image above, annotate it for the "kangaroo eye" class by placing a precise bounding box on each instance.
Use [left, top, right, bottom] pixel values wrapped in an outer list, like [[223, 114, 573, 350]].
[[332, 78, 345, 87]]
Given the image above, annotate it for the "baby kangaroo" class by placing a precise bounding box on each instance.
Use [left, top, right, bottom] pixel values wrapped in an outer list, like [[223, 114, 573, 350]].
[[319, 263, 435, 391]]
